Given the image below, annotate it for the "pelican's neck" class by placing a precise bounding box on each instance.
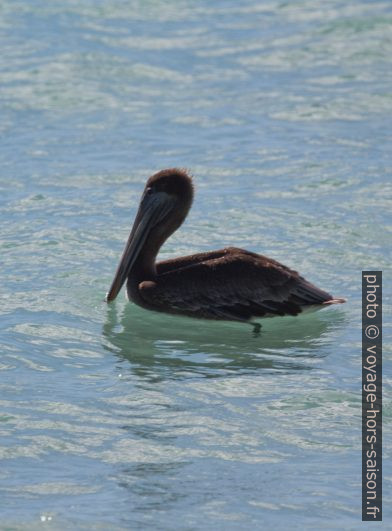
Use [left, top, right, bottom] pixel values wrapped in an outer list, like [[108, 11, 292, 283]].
[[129, 241, 160, 282], [127, 192, 191, 286], [127, 220, 177, 284]]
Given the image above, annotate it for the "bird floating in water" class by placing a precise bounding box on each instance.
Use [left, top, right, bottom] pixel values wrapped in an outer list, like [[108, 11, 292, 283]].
[[106, 168, 345, 332]]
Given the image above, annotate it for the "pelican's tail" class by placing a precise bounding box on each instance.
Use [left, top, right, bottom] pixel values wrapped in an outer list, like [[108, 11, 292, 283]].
[[322, 298, 347, 305]]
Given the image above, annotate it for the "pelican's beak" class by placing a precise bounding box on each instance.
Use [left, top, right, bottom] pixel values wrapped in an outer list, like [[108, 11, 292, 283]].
[[106, 191, 174, 302]]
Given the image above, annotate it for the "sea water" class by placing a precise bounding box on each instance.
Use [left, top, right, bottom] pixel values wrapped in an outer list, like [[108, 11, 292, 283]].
[[1, 1, 391, 529]]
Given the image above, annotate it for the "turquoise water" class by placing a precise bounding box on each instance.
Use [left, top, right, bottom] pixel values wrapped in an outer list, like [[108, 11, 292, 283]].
[[1, 1, 391, 529]]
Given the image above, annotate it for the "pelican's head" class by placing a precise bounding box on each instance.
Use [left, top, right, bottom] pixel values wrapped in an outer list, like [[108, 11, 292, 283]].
[[106, 168, 193, 302]]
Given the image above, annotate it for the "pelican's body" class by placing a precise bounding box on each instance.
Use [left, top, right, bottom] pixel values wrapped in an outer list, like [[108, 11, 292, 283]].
[[106, 169, 345, 325]]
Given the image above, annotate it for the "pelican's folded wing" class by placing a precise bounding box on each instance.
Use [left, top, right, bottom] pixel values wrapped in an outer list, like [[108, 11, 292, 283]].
[[140, 247, 333, 321]]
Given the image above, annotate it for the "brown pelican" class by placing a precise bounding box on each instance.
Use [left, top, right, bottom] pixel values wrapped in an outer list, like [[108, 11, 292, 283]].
[[106, 168, 345, 331]]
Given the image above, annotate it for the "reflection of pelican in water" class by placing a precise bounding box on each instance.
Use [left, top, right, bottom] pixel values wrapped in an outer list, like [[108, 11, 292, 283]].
[[102, 304, 346, 378], [106, 168, 345, 332]]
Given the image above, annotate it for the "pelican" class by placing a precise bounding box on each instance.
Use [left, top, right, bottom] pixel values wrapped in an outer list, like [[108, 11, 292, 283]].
[[106, 168, 345, 331]]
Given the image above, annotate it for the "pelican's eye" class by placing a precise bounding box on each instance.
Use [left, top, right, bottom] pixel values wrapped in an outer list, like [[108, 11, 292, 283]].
[[145, 186, 154, 195]]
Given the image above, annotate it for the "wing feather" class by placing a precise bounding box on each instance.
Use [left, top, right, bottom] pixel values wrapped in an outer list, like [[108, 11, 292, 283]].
[[139, 248, 333, 321]]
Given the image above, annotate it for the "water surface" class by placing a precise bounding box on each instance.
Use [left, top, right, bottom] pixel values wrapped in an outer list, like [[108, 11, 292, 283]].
[[1, 1, 391, 529]]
